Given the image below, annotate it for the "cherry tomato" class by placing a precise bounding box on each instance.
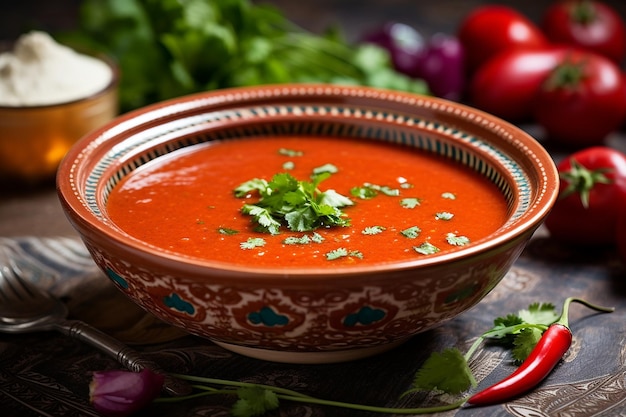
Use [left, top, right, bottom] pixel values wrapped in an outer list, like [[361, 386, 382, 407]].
[[545, 147, 626, 246], [542, 0, 626, 64], [469, 46, 569, 122], [532, 50, 626, 147], [458, 5, 548, 74]]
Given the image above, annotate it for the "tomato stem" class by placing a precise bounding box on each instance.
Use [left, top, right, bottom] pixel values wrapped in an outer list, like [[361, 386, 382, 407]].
[[559, 158, 612, 208], [570, 0, 597, 25]]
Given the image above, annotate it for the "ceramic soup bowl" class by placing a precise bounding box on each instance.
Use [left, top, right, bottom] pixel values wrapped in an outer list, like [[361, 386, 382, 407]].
[[57, 84, 558, 364]]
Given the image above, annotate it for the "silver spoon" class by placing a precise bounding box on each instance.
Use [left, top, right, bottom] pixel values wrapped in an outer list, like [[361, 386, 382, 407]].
[[0, 250, 191, 397]]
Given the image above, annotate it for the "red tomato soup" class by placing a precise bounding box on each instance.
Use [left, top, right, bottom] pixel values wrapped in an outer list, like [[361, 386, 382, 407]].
[[106, 136, 509, 268]]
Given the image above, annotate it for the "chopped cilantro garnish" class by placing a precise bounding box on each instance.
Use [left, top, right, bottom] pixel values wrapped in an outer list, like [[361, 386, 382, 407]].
[[235, 172, 353, 235], [312, 163, 338, 175], [414, 242, 440, 255], [325, 248, 363, 260], [350, 186, 378, 199], [218, 227, 239, 235], [284, 235, 311, 245], [400, 198, 421, 209], [446, 233, 470, 246], [362, 226, 386, 235], [283, 232, 324, 245], [282, 161, 295, 170], [240, 237, 266, 249], [278, 148, 303, 157], [400, 183, 414, 189], [436, 212, 454, 220], [401, 226, 421, 239], [310, 232, 324, 243], [326, 247, 348, 260]]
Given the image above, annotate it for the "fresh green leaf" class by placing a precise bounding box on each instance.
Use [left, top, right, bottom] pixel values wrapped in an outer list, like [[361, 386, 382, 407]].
[[436, 212, 454, 220], [518, 303, 558, 326], [350, 186, 378, 200], [218, 227, 239, 235], [362, 226, 386, 235], [410, 348, 475, 395], [67, 0, 428, 112], [401, 226, 421, 239], [512, 327, 544, 363], [234, 179, 268, 197], [326, 248, 348, 260], [400, 198, 421, 209], [236, 172, 352, 234], [231, 387, 280, 417], [240, 237, 267, 249], [283, 232, 324, 245], [446, 233, 470, 246], [312, 163, 338, 175], [414, 242, 440, 255], [278, 148, 303, 157]]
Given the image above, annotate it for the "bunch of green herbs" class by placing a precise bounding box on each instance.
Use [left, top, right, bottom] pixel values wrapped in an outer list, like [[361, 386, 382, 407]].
[[61, 0, 428, 112]]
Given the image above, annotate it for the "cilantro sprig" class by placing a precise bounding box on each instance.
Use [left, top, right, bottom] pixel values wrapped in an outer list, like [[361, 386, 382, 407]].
[[235, 172, 353, 235], [149, 298, 611, 416]]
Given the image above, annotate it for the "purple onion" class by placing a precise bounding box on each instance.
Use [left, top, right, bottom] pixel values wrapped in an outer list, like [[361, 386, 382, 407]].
[[361, 23, 465, 100], [89, 369, 165, 416], [413, 33, 465, 101], [361, 22, 426, 76]]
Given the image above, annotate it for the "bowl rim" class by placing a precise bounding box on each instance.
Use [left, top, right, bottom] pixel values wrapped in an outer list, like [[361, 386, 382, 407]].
[[56, 84, 559, 278]]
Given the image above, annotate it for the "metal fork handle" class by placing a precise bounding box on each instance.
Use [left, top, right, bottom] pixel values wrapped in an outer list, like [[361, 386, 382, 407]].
[[54, 319, 192, 397]]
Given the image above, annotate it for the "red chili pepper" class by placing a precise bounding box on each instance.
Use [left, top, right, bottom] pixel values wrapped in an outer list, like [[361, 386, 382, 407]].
[[467, 297, 613, 406]]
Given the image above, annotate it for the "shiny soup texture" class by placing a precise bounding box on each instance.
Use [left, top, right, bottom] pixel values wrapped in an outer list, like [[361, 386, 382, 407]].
[[106, 136, 509, 268]]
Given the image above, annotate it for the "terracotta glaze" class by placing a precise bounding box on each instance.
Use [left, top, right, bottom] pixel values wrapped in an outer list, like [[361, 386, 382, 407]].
[[57, 84, 559, 363]]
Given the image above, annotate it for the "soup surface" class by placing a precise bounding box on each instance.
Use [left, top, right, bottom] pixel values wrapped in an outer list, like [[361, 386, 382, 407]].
[[106, 136, 509, 268]]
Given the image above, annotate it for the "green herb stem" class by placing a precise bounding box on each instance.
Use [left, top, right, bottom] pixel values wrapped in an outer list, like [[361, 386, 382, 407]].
[[161, 374, 467, 414], [275, 393, 468, 415]]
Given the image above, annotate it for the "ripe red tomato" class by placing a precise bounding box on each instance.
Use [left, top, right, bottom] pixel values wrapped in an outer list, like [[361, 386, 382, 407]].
[[469, 46, 569, 122], [545, 147, 626, 246], [532, 50, 626, 147], [542, 0, 626, 64], [458, 5, 548, 74]]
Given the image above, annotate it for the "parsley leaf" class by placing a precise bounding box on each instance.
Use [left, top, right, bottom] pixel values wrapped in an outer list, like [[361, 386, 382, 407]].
[[312, 163, 338, 175], [278, 148, 303, 157], [446, 233, 470, 246], [326, 248, 348, 260], [400, 198, 421, 209], [435, 212, 454, 220], [325, 248, 363, 260], [283, 232, 324, 245], [512, 328, 544, 363], [350, 186, 378, 199], [218, 227, 239, 235], [409, 348, 476, 395], [414, 242, 440, 255], [240, 237, 266, 250], [362, 226, 386, 235], [401, 226, 421, 239], [518, 302, 558, 325], [231, 387, 280, 417], [236, 172, 353, 234]]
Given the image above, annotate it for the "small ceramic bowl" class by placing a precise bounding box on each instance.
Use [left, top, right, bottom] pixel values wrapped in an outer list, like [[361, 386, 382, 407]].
[[57, 84, 559, 364], [0, 55, 118, 185]]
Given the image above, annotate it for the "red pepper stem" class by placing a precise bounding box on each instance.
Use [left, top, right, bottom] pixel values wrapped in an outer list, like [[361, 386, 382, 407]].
[[556, 297, 615, 327]]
